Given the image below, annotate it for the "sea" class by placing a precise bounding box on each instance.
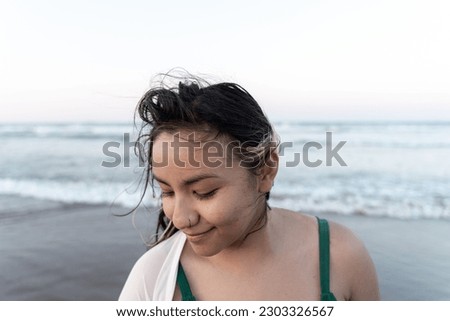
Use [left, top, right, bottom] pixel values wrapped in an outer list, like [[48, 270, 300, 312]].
[[0, 121, 449, 220]]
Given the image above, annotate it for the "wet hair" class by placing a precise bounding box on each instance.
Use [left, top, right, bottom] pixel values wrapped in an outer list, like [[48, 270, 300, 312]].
[[133, 71, 278, 246]]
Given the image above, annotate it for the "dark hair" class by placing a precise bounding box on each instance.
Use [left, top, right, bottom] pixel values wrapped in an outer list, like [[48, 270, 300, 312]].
[[134, 71, 278, 246]]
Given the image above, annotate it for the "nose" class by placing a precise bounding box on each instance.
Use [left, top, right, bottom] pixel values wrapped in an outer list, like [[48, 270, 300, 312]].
[[171, 195, 199, 230]]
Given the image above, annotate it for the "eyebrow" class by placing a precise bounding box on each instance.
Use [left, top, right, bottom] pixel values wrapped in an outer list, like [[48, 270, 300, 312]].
[[152, 173, 220, 187]]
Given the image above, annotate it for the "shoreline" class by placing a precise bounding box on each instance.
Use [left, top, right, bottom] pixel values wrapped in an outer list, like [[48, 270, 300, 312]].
[[1, 196, 449, 300]]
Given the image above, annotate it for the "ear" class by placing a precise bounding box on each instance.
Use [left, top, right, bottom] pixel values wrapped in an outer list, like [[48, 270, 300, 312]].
[[257, 150, 279, 194]]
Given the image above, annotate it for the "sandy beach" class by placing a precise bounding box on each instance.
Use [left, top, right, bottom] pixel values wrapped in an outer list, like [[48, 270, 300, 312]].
[[0, 196, 147, 300], [1, 196, 449, 301]]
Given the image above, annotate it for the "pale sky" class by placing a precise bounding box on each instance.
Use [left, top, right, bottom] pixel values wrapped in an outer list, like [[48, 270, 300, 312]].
[[1, 0, 449, 122]]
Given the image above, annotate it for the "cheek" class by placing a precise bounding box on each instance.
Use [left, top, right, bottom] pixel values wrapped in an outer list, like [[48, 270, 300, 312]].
[[161, 199, 175, 220], [203, 192, 255, 226], [194, 195, 237, 226]]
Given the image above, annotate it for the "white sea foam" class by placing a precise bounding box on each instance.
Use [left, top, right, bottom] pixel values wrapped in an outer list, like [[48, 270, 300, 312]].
[[0, 178, 157, 209], [1, 121, 449, 219]]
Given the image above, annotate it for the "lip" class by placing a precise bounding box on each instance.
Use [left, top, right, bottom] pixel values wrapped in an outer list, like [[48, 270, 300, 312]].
[[185, 227, 215, 241]]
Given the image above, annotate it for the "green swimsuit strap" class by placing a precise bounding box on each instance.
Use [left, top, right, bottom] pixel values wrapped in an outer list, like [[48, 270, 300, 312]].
[[177, 219, 336, 301], [177, 263, 197, 301], [316, 217, 337, 301]]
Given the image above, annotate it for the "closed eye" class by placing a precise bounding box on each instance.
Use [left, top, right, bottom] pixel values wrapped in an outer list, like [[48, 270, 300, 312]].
[[160, 191, 174, 198], [194, 189, 218, 200]]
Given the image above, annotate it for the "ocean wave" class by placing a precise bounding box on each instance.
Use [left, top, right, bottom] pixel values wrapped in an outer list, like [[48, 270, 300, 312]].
[[0, 124, 138, 140], [1, 177, 448, 220], [270, 196, 450, 220], [2, 122, 450, 149], [0, 178, 158, 208], [1, 122, 449, 220], [270, 181, 450, 220]]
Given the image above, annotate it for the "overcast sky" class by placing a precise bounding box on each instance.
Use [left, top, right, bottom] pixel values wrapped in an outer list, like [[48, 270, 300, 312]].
[[1, 0, 449, 122]]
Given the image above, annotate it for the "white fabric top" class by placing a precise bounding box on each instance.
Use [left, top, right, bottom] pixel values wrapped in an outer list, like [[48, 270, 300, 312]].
[[118, 231, 187, 301]]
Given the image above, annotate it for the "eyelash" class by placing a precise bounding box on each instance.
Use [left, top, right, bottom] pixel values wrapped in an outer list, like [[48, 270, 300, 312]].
[[160, 189, 218, 200], [194, 189, 218, 200], [160, 191, 174, 198]]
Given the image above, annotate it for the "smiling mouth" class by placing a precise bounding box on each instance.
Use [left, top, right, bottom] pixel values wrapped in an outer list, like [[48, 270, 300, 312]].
[[186, 227, 215, 238]]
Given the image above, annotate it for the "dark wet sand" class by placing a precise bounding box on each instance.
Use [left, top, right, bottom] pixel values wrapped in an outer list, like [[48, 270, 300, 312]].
[[1, 197, 449, 300], [0, 199, 147, 300]]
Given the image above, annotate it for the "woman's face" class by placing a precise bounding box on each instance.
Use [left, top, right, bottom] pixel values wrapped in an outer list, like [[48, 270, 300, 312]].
[[152, 130, 270, 257]]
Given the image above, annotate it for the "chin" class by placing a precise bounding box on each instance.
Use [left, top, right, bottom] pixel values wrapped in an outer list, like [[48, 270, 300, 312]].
[[188, 242, 223, 257]]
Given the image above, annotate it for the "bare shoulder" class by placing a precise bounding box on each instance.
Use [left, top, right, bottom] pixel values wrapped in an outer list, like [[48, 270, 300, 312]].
[[272, 209, 380, 300], [271, 208, 319, 241], [271, 207, 317, 229], [327, 220, 380, 300]]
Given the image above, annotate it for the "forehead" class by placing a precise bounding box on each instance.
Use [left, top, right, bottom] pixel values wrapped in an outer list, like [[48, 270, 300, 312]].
[[152, 130, 234, 169]]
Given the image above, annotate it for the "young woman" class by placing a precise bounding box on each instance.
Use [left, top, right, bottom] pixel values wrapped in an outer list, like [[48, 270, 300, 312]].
[[119, 73, 380, 301]]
